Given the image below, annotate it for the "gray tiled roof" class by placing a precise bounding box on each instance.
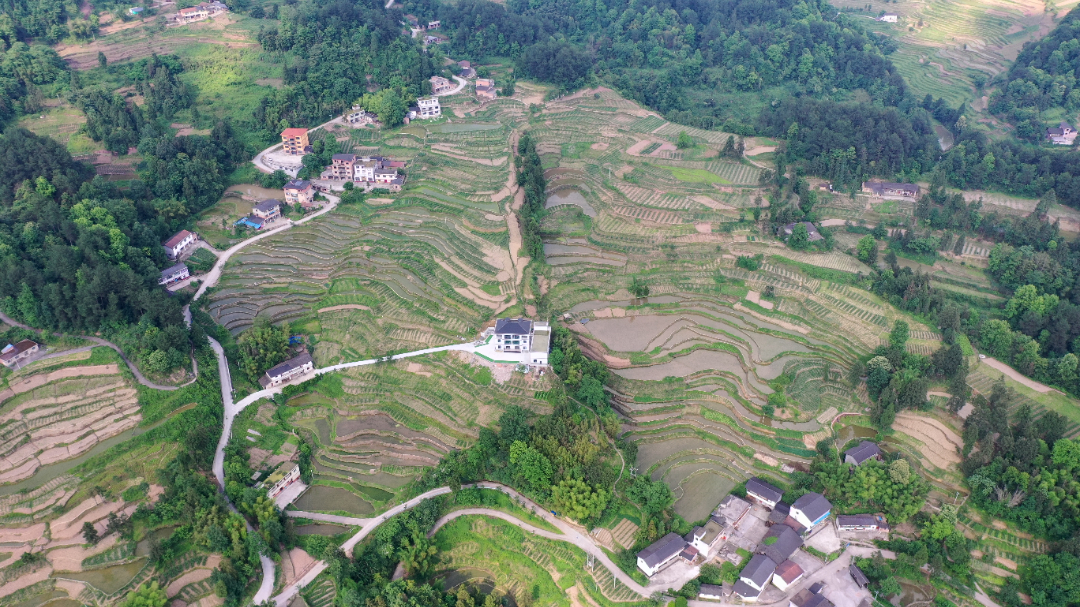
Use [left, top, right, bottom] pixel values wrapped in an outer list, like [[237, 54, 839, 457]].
[[740, 554, 777, 587], [731, 580, 761, 600], [746, 477, 783, 503], [636, 532, 685, 568], [253, 199, 281, 213], [495, 318, 533, 335], [759, 524, 803, 563], [844, 441, 881, 465], [837, 514, 879, 528], [792, 492, 832, 523], [161, 262, 188, 280], [265, 352, 313, 379]]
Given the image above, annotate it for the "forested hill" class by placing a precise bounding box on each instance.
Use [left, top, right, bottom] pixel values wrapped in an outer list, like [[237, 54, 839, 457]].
[[990, 8, 1080, 141], [404, 0, 907, 128], [254, 0, 437, 136]]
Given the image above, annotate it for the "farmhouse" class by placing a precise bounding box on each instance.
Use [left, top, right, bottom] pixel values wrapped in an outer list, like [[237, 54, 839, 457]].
[[427, 20, 440, 28], [861, 181, 920, 198], [280, 128, 311, 155], [475, 78, 497, 100], [284, 180, 315, 207], [733, 554, 776, 602], [780, 221, 823, 242], [495, 318, 535, 353], [686, 518, 725, 554], [262, 463, 301, 499], [757, 524, 803, 564], [330, 154, 358, 180], [878, 12, 898, 21], [1046, 121, 1077, 145], [771, 559, 805, 592], [235, 216, 269, 230], [844, 441, 882, 466], [714, 494, 751, 537], [252, 199, 282, 220], [176, 4, 209, 23], [746, 477, 784, 509], [636, 532, 687, 576], [837, 514, 886, 531], [0, 340, 41, 368], [346, 106, 376, 125], [790, 492, 832, 530], [259, 352, 315, 388], [163, 230, 197, 260], [417, 97, 441, 119], [159, 263, 190, 286], [458, 60, 476, 78], [431, 76, 454, 95]]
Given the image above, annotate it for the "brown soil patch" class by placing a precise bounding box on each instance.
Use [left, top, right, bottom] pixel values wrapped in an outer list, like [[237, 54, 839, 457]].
[[3, 364, 120, 401], [603, 355, 631, 368], [48, 535, 119, 572], [695, 223, 711, 234], [692, 195, 735, 210], [625, 139, 655, 156], [281, 548, 316, 587], [590, 142, 609, 150], [754, 452, 779, 467], [405, 362, 432, 378], [255, 78, 284, 89], [980, 357, 1054, 393], [452, 351, 513, 384], [649, 142, 676, 156], [166, 561, 218, 596], [318, 304, 372, 313], [367, 198, 394, 205], [893, 412, 962, 469]]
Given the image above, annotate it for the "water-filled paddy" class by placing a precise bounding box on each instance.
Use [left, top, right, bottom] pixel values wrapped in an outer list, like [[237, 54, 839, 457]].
[[57, 558, 147, 593], [615, 349, 743, 380], [545, 189, 596, 217], [294, 485, 374, 515], [673, 471, 735, 523]]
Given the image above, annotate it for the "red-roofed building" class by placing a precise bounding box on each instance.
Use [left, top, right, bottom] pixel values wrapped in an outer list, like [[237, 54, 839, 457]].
[[163, 230, 197, 260], [0, 340, 41, 368], [280, 128, 310, 155]]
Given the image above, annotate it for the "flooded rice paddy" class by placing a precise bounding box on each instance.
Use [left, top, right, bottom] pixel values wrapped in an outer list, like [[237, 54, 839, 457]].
[[294, 485, 374, 515], [545, 189, 596, 217], [57, 558, 147, 593]]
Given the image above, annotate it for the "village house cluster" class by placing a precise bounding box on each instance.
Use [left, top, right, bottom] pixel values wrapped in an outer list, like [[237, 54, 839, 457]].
[[860, 180, 920, 199], [636, 456, 886, 605], [322, 154, 406, 191]]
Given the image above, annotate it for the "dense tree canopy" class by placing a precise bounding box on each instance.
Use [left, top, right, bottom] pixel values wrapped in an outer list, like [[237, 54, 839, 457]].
[[254, 0, 435, 136], [990, 9, 1080, 140], [406, 0, 907, 122]]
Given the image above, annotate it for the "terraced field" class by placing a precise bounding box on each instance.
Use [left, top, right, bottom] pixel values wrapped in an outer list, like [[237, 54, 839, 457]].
[[287, 355, 554, 508]]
